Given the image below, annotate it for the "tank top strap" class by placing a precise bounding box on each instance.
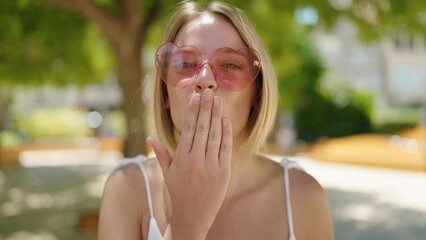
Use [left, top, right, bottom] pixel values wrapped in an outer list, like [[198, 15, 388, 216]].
[[113, 155, 163, 240], [280, 158, 305, 240], [280, 158, 305, 171]]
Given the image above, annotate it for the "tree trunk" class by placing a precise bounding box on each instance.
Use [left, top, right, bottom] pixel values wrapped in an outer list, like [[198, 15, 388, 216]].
[[115, 36, 147, 157], [40, 0, 161, 157], [0, 89, 13, 166]]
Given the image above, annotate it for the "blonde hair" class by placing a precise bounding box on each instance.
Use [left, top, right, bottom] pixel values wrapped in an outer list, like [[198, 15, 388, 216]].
[[152, 1, 278, 157]]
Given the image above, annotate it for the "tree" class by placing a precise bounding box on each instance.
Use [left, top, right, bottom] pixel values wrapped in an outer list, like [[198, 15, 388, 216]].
[[37, 0, 169, 157]]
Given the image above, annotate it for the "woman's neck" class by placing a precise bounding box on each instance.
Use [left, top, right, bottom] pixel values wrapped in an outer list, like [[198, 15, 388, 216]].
[[223, 149, 259, 203]]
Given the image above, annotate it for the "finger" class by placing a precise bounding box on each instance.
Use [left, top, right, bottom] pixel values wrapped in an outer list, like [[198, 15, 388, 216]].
[[175, 93, 200, 155], [205, 96, 222, 163], [146, 137, 172, 176], [218, 118, 233, 168], [191, 89, 214, 156]]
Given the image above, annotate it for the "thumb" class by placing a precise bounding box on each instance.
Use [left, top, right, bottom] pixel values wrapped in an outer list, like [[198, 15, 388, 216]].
[[146, 137, 172, 175]]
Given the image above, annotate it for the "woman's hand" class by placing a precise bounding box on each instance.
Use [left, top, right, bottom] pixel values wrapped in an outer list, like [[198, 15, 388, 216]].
[[147, 89, 232, 240]]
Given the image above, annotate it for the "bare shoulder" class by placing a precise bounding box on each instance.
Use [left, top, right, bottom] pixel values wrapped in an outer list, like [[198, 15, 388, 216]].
[[289, 167, 325, 200], [289, 166, 335, 240], [98, 157, 162, 240], [103, 157, 163, 194], [104, 157, 161, 196]]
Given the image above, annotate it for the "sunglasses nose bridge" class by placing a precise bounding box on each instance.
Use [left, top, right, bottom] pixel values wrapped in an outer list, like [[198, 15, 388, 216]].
[[197, 61, 216, 77], [193, 61, 218, 91]]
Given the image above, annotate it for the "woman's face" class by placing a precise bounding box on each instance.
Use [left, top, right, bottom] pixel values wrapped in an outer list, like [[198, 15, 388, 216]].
[[165, 13, 258, 142]]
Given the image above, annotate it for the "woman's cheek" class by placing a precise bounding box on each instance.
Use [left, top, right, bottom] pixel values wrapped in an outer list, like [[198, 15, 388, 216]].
[[224, 99, 252, 135], [219, 80, 239, 92]]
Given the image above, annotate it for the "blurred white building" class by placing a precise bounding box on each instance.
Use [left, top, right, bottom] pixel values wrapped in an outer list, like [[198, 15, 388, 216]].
[[8, 77, 125, 138], [11, 77, 122, 112], [311, 17, 426, 125]]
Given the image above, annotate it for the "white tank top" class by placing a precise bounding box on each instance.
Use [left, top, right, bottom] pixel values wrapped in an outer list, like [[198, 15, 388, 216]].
[[113, 155, 305, 240]]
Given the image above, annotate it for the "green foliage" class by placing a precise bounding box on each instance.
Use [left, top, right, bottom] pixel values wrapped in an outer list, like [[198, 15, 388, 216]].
[[14, 108, 93, 142], [0, 0, 113, 86], [373, 122, 418, 135], [294, 91, 373, 142], [290, 51, 374, 142], [93, 0, 119, 13], [277, 27, 325, 111], [279, 28, 373, 142], [0, 130, 24, 147]]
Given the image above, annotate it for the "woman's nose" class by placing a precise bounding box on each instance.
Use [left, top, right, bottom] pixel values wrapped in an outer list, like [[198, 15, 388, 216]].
[[193, 63, 218, 92]]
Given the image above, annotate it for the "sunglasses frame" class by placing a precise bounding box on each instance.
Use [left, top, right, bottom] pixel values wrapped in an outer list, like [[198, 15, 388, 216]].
[[155, 42, 262, 91]]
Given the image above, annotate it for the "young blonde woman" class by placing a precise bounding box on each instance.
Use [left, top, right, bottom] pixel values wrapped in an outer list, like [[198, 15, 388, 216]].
[[98, 1, 334, 240]]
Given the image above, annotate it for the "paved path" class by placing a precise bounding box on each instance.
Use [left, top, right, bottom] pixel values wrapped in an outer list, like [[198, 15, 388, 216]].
[[0, 150, 425, 239], [283, 155, 426, 240]]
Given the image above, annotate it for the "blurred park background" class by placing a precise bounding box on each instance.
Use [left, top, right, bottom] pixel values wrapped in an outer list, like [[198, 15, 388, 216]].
[[0, 0, 425, 239]]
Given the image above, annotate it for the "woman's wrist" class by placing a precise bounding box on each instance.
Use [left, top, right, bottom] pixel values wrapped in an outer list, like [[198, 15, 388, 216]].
[[170, 214, 210, 240]]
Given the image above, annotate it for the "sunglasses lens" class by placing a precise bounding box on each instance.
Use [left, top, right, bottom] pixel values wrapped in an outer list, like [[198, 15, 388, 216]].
[[212, 47, 260, 91], [155, 43, 261, 91]]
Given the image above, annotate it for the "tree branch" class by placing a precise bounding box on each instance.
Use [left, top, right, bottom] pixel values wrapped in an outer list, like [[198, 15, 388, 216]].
[[41, 0, 122, 46], [118, 0, 142, 28], [140, 0, 161, 39]]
